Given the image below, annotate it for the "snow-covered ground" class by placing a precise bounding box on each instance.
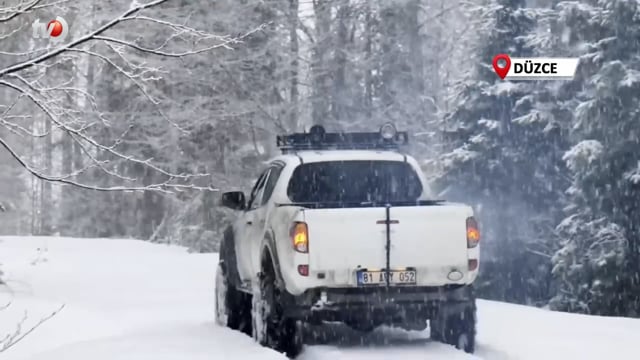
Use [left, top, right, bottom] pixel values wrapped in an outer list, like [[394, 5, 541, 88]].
[[0, 236, 638, 360]]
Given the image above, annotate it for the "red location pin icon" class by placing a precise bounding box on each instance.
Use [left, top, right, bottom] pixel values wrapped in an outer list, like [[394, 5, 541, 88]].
[[492, 54, 511, 80]]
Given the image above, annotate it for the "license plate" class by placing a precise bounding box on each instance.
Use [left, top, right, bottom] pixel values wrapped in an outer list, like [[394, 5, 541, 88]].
[[356, 270, 417, 286]]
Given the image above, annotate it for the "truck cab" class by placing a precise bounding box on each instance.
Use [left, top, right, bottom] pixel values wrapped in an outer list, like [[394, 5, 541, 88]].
[[215, 124, 479, 358]]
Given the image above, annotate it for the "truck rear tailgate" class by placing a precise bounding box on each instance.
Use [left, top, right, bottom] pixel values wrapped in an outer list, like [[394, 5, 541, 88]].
[[304, 207, 387, 273], [302, 203, 472, 286]]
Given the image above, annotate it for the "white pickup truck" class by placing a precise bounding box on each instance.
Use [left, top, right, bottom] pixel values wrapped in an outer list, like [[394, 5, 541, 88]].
[[215, 124, 480, 358]]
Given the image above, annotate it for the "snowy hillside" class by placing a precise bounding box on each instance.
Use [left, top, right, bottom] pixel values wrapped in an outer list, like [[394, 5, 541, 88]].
[[0, 236, 638, 360]]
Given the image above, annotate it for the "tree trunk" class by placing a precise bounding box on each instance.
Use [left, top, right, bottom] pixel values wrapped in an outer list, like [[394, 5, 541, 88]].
[[140, 167, 164, 239], [311, 0, 332, 127], [289, 0, 300, 130], [379, 0, 398, 110], [30, 120, 39, 235], [332, 0, 349, 126], [408, 0, 424, 97], [364, 0, 374, 120], [40, 114, 53, 234]]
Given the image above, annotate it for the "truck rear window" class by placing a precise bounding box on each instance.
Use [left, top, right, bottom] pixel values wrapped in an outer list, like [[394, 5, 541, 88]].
[[287, 161, 423, 203]]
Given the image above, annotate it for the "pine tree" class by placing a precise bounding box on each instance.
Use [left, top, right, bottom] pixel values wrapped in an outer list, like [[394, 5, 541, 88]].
[[551, 0, 640, 316], [437, 0, 570, 305]]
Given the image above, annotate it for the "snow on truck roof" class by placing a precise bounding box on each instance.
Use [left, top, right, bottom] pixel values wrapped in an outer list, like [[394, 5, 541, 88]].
[[272, 150, 409, 164]]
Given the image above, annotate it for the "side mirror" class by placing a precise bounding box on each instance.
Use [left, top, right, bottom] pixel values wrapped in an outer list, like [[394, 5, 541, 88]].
[[221, 191, 246, 210]]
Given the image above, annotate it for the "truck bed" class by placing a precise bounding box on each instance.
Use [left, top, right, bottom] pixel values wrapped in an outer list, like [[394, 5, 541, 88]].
[[297, 201, 474, 287]]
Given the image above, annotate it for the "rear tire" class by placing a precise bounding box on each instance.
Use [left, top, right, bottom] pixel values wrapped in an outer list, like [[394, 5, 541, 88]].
[[215, 263, 252, 335], [430, 300, 476, 354], [346, 321, 378, 333], [400, 319, 428, 332], [252, 267, 304, 358]]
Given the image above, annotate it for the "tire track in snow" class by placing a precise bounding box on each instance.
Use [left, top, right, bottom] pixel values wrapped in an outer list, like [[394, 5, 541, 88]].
[[296, 323, 480, 359]]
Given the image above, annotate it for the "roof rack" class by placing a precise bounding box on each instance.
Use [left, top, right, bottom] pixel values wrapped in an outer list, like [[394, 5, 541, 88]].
[[276, 123, 409, 154]]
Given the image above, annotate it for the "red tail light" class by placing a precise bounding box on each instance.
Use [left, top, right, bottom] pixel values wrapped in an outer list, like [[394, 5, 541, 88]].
[[291, 222, 309, 253], [468, 259, 479, 271], [297, 265, 309, 276], [466, 217, 480, 248]]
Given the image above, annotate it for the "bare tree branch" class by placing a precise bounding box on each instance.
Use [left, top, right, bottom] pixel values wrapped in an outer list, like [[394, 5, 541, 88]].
[[0, 0, 41, 23], [0, 136, 217, 193], [0, 78, 189, 189], [0, 23, 23, 41], [119, 14, 229, 40], [219, 64, 288, 133], [0, 0, 260, 193], [0, 304, 65, 353], [0, 96, 45, 137], [0, 0, 69, 23], [298, 19, 315, 43], [1, 77, 209, 181], [94, 35, 234, 57], [100, 42, 189, 134], [31, 0, 68, 10], [0, 0, 170, 77], [0, 302, 10, 312]]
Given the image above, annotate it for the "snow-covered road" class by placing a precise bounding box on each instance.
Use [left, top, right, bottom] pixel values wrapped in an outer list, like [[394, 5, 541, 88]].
[[0, 236, 638, 360]]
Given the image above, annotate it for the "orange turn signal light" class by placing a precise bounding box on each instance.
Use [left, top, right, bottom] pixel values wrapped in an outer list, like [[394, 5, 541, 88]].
[[466, 217, 480, 248], [291, 222, 309, 253]]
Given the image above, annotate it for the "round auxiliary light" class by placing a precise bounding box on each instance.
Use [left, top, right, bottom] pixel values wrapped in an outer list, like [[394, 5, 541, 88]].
[[380, 122, 397, 140], [309, 125, 326, 143], [448, 270, 464, 281]]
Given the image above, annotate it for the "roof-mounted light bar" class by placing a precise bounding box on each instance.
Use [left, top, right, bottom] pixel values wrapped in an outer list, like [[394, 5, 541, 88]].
[[276, 123, 409, 153], [380, 123, 397, 140]]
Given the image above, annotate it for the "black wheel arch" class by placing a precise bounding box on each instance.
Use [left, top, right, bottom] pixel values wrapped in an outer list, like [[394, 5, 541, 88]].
[[261, 229, 286, 290], [220, 225, 242, 288]]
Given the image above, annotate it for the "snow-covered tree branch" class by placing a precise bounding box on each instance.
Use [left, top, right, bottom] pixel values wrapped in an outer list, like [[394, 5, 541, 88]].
[[0, 0, 68, 23], [0, 0, 255, 193]]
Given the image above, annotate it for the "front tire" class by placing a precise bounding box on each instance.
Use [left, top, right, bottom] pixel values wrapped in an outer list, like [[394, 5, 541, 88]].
[[215, 262, 252, 335], [252, 268, 303, 358]]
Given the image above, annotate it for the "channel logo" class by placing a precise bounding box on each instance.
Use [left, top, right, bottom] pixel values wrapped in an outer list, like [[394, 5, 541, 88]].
[[32, 16, 69, 43], [492, 54, 579, 80]]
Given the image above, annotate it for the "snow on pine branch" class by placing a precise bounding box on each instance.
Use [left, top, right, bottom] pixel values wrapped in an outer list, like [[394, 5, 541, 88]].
[[0, 0, 261, 193], [563, 140, 604, 173], [624, 163, 640, 185]]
